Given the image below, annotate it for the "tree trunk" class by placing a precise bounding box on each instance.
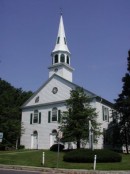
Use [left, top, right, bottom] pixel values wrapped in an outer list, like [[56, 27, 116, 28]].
[[125, 127, 129, 154], [16, 138, 18, 150], [77, 139, 80, 149]]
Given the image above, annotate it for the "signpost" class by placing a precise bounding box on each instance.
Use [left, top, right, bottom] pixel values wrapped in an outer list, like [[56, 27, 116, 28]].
[[42, 152, 45, 165], [0, 132, 3, 143], [57, 131, 63, 168], [93, 155, 97, 170]]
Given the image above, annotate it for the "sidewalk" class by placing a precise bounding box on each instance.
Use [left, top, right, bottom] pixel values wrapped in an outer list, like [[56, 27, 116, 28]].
[[0, 164, 130, 174]]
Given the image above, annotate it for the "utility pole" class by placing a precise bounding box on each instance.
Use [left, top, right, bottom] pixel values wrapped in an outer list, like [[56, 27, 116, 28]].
[[89, 120, 94, 150]]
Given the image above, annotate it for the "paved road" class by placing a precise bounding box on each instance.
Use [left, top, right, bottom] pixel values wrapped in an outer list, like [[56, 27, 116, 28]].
[[0, 169, 42, 174]]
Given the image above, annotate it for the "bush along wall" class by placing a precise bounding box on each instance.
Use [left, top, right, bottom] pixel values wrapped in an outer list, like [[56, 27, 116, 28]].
[[63, 149, 122, 163], [50, 144, 64, 152]]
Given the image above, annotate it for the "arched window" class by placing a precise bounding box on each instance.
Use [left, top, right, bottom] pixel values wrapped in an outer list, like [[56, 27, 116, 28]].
[[52, 107, 57, 121], [33, 130, 38, 135], [67, 56, 69, 64], [54, 55, 58, 63], [52, 129, 57, 134], [60, 54, 65, 63], [33, 110, 38, 123]]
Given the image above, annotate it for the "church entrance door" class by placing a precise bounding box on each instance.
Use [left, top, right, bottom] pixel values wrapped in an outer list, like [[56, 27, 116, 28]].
[[50, 129, 57, 147], [31, 131, 38, 149]]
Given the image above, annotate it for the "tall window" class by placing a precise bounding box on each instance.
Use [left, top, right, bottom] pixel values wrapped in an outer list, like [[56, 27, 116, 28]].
[[48, 109, 61, 123], [60, 54, 65, 63], [103, 128, 109, 145], [33, 110, 38, 123], [30, 110, 41, 124], [102, 106, 109, 121], [103, 128, 106, 144], [67, 56, 69, 64], [52, 107, 57, 121], [57, 37, 60, 44], [54, 55, 58, 63], [64, 37, 66, 44]]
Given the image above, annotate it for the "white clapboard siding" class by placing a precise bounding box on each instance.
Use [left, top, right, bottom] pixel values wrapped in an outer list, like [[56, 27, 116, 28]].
[[21, 74, 114, 150], [24, 75, 75, 107], [21, 104, 67, 149]]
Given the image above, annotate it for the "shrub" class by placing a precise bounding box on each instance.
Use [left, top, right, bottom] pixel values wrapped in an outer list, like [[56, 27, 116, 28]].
[[0, 144, 6, 150], [50, 144, 64, 152], [63, 149, 122, 163], [18, 145, 25, 149]]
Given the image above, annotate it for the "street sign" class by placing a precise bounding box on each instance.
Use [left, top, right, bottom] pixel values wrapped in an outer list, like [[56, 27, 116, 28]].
[[0, 132, 3, 143], [57, 131, 63, 139], [0, 132, 3, 139]]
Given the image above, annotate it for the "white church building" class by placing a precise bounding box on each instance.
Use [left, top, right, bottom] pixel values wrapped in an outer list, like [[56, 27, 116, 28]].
[[20, 15, 114, 150]]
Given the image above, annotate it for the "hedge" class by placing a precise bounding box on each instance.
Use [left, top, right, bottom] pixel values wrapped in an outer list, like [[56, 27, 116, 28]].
[[50, 144, 64, 152], [63, 149, 122, 163]]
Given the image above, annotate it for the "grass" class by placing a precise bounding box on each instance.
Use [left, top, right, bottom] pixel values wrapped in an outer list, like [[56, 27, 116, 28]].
[[0, 149, 130, 170]]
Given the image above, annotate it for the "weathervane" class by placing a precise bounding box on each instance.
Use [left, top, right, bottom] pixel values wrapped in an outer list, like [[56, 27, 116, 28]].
[[60, 7, 63, 15]]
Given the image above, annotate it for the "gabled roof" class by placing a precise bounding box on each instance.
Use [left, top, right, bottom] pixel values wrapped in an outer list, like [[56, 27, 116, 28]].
[[21, 74, 113, 109]]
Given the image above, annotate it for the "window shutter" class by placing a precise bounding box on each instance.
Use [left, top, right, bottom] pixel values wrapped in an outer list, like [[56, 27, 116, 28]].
[[39, 112, 41, 124], [107, 109, 109, 122], [48, 111, 51, 123], [102, 106, 105, 121], [30, 113, 33, 124], [58, 110, 61, 123]]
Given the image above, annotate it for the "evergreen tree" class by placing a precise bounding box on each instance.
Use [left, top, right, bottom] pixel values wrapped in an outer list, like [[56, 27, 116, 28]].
[[60, 87, 100, 149], [0, 78, 33, 149], [115, 50, 130, 154], [106, 111, 122, 149]]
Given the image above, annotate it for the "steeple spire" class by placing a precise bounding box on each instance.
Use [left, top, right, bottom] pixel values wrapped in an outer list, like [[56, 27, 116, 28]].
[[52, 15, 70, 54], [49, 14, 74, 82]]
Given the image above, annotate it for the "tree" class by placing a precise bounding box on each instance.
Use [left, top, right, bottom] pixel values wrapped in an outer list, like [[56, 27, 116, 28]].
[[115, 50, 130, 154], [105, 111, 122, 150], [60, 87, 100, 149], [0, 78, 33, 149]]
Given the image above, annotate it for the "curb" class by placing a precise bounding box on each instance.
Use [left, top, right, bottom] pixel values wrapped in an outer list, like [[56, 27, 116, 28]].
[[0, 164, 130, 174]]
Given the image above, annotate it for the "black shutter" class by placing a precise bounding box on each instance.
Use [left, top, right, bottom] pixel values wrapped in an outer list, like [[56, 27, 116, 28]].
[[58, 110, 61, 123], [39, 112, 41, 124], [48, 111, 51, 123], [108, 109, 109, 122], [102, 106, 104, 121], [30, 113, 33, 124]]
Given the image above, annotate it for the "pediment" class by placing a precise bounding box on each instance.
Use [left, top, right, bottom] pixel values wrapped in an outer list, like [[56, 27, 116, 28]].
[[22, 75, 74, 108], [22, 74, 96, 109]]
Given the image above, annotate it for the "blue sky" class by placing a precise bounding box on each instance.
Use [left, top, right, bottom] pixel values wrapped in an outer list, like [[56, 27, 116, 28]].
[[0, 0, 130, 102]]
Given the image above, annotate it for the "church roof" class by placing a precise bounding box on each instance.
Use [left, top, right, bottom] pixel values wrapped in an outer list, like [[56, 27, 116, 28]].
[[21, 74, 113, 109], [52, 15, 70, 54]]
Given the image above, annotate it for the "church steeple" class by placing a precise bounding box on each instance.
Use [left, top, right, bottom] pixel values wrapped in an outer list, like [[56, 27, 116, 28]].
[[48, 14, 74, 82], [52, 15, 70, 54]]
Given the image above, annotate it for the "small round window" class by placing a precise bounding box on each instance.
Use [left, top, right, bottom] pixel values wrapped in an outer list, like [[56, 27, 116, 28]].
[[52, 87, 58, 94]]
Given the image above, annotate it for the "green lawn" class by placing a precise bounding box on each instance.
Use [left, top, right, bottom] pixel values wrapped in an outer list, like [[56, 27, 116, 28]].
[[0, 150, 130, 170]]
